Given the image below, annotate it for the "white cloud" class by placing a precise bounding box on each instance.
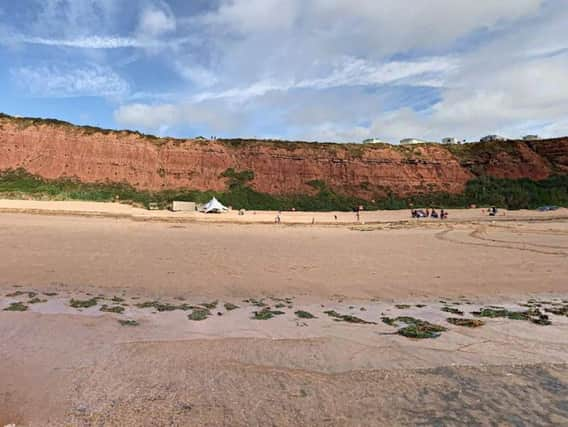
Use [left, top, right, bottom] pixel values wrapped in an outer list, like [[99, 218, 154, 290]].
[[174, 62, 219, 87], [137, 2, 176, 37], [4, 0, 567, 143], [12, 65, 130, 98], [114, 101, 245, 134], [204, 0, 299, 33], [30, 0, 121, 40], [115, 104, 179, 129], [361, 53, 568, 143], [9, 34, 194, 49], [192, 56, 456, 102], [15, 35, 143, 49], [0, 0, 186, 50]]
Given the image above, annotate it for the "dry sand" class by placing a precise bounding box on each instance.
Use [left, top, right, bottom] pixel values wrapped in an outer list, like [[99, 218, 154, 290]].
[[1, 198, 568, 224], [1, 205, 568, 426]]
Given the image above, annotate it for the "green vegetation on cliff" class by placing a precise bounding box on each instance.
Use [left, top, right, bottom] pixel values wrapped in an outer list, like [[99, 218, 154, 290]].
[[0, 169, 567, 211]]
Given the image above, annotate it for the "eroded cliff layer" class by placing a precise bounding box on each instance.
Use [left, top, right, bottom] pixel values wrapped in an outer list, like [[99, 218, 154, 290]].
[[1, 114, 567, 199]]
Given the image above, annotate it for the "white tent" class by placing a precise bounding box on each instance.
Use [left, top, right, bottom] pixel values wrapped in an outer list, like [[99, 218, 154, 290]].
[[202, 197, 229, 213]]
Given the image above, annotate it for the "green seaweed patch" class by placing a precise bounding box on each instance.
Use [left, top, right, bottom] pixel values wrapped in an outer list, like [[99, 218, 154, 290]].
[[253, 308, 286, 320], [189, 308, 210, 321], [295, 310, 316, 319], [6, 290, 37, 298], [415, 304, 427, 308], [200, 301, 218, 310], [70, 297, 99, 308], [441, 306, 464, 315], [43, 292, 58, 297], [28, 297, 47, 304], [472, 307, 552, 325], [471, 307, 530, 320], [3, 302, 28, 311], [270, 297, 294, 304], [118, 319, 139, 326], [111, 296, 125, 303], [224, 302, 240, 311], [447, 318, 485, 328], [135, 301, 193, 312], [100, 305, 125, 314], [244, 298, 268, 307], [545, 305, 568, 316], [275, 302, 286, 308], [395, 304, 411, 309], [382, 316, 447, 339], [531, 315, 552, 326], [324, 310, 377, 324]]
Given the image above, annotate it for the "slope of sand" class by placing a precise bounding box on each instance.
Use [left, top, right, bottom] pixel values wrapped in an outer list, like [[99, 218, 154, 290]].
[[1, 210, 568, 425]]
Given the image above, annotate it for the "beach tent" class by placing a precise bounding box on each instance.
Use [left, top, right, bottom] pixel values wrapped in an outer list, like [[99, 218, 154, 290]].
[[202, 197, 229, 213]]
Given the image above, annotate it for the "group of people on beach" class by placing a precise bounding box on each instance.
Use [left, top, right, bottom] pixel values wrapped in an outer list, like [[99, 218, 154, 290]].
[[411, 208, 448, 219]]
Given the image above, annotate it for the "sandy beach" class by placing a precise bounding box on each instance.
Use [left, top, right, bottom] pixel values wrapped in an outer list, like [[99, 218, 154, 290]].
[[1, 198, 568, 225], [1, 204, 568, 425]]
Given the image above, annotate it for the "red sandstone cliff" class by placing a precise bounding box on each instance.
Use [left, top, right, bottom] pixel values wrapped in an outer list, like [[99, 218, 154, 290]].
[[0, 115, 566, 199]]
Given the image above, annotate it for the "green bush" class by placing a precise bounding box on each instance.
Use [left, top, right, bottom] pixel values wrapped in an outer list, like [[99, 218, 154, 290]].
[[1, 169, 566, 211]]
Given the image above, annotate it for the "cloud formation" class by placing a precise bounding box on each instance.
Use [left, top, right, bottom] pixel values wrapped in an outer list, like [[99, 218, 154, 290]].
[[12, 64, 130, 98], [2, 0, 567, 142]]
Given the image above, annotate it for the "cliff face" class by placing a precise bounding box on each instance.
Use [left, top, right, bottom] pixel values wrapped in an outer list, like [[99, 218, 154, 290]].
[[0, 115, 566, 199]]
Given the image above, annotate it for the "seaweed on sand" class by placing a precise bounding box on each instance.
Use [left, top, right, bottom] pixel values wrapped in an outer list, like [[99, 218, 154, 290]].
[[252, 308, 285, 320], [224, 302, 239, 311], [324, 310, 377, 324], [447, 318, 485, 328], [70, 298, 99, 308], [100, 305, 125, 314], [382, 316, 447, 339], [544, 305, 568, 316], [6, 290, 37, 298], [200, 301, 218, 310], [243, 298, 268, 307], [118, 319, 139, 326], [441, 306, 464, 316], [189, 308, 210, 321], [295, 310, 316, 319], [3, 302, 28, 311], [135, 301, 193, 312], [472, 307, 552, 325]]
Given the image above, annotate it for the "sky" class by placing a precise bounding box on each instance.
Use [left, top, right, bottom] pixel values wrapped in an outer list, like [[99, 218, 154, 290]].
[[1, 0, 567, 143]]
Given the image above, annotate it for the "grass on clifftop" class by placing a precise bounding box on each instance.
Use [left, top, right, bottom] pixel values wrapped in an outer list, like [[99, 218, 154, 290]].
[[1, 168, 567, 211]]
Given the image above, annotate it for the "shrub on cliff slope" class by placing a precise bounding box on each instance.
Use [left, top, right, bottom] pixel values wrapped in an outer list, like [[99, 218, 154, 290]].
[[1, 169, 567, 211]]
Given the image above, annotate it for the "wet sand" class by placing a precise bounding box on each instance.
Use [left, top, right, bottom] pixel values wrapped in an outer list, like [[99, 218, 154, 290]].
[[1, 210, 568, 425]]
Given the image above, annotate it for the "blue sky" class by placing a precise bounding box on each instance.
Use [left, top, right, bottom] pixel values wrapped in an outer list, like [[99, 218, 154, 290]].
[[1, 0, 567, 143]]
